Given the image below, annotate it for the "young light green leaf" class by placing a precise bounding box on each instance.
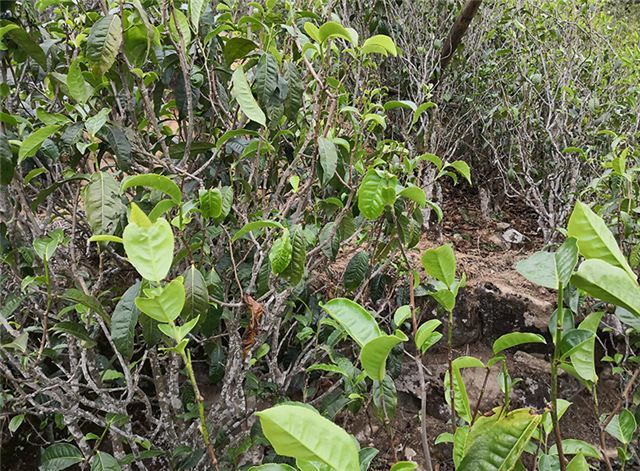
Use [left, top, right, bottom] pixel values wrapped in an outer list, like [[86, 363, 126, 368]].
[[393, 305, 411, 327], [389, 462, 417, 471], [458, 409, 542, 471], [399, 186, 426, 208], [18, 125, 60, 164], [421, 244, 456, 287], [122, 174, 182, 204], [321, 298, 381, 348], [493, 332, 546, 354], [233, 67, 266, 126], [123, 203, 174, 282], [362, 35, 397, 56], [233, 220, 283, 242], [361, 331, 407, 381], [448, 161, 472, 185], [188, 0, 205, 33], [9, 414, 24, 433], [87, 15, 123, 77], [85, 108, 109, 137], [415, 319, 442, 353], [67, 60, 88, 103], [135, 279, 185, 323], [568, 201, 636, 280], [570, 259, 640, 319], [605, 409, 636, 444], [548, 440, 598, 459], [256, 404, 360, 471], [168, 9, 191, 46], [318, 21, 354, 43]]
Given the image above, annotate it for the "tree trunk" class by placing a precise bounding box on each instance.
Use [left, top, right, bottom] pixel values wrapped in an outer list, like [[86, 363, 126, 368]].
[[432, 0, 483, 86]]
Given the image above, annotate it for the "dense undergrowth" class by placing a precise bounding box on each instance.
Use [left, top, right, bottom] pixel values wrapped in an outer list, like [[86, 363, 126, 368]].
[[2, 1, 640, 470]]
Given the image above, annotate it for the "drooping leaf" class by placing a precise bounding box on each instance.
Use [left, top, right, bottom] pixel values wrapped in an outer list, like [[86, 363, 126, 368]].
[[399, 186, 426, 208], [270, 229, 292, 274], [283, 61, 303, 121], [111, 282, 141, 358], [344, 251, 369, 291], [421, 244, 456, 287], [0, 133, 15, 185], [233, 220, 283, 242], [319, 222, 340, 261], [224, 38, 258, 68], [18, 125, 60, 164], [85, 172, 124, 236], [86, 15, 123, 77], [318, 21, 354, 43], [362, 35, 397, 56], [123, 203, 175, 282], [361, 332, 407, 381], [62, 289, 106, 319], [181, 265, 209, 323], [321, 298, 381, 348], [233, 67, 266, 126], [493, 332, 546, 354], [568, 201, 636, 280], [570, 259, 640, 319], [188, 0, 206, 33], [122, 174, 182, 204], [105, 125, 132, 171], [449, 161, 472, 185], [52, 321, 96, 347], [256, 404, 360, 471], [372, 375, 397, 423], [255, 53, 279, 104], [67, 60, 89, 103], [168, 9, 191, 47], [284, 225, 306, 286], [318, 137, 338, 186], [2, 22, 47, 68]]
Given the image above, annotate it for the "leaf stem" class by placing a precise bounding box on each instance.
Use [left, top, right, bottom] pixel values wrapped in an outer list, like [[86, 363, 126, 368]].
[[551, 282, 566, 471]]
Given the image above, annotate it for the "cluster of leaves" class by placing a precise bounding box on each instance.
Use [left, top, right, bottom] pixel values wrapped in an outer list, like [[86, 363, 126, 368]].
[[0, 0, 475, 469]]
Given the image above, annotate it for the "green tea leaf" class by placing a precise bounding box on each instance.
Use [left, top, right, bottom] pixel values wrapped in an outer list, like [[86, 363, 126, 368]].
[[233, 67, 266, 126], [256, 404, 359, 471], [321, 298, 381, 348], [421, 244, 456, 287], [87, 15, 122, 77]]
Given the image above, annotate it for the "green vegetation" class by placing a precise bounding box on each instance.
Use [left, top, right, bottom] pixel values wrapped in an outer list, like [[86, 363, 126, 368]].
[[2, 0, 640, 470]]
